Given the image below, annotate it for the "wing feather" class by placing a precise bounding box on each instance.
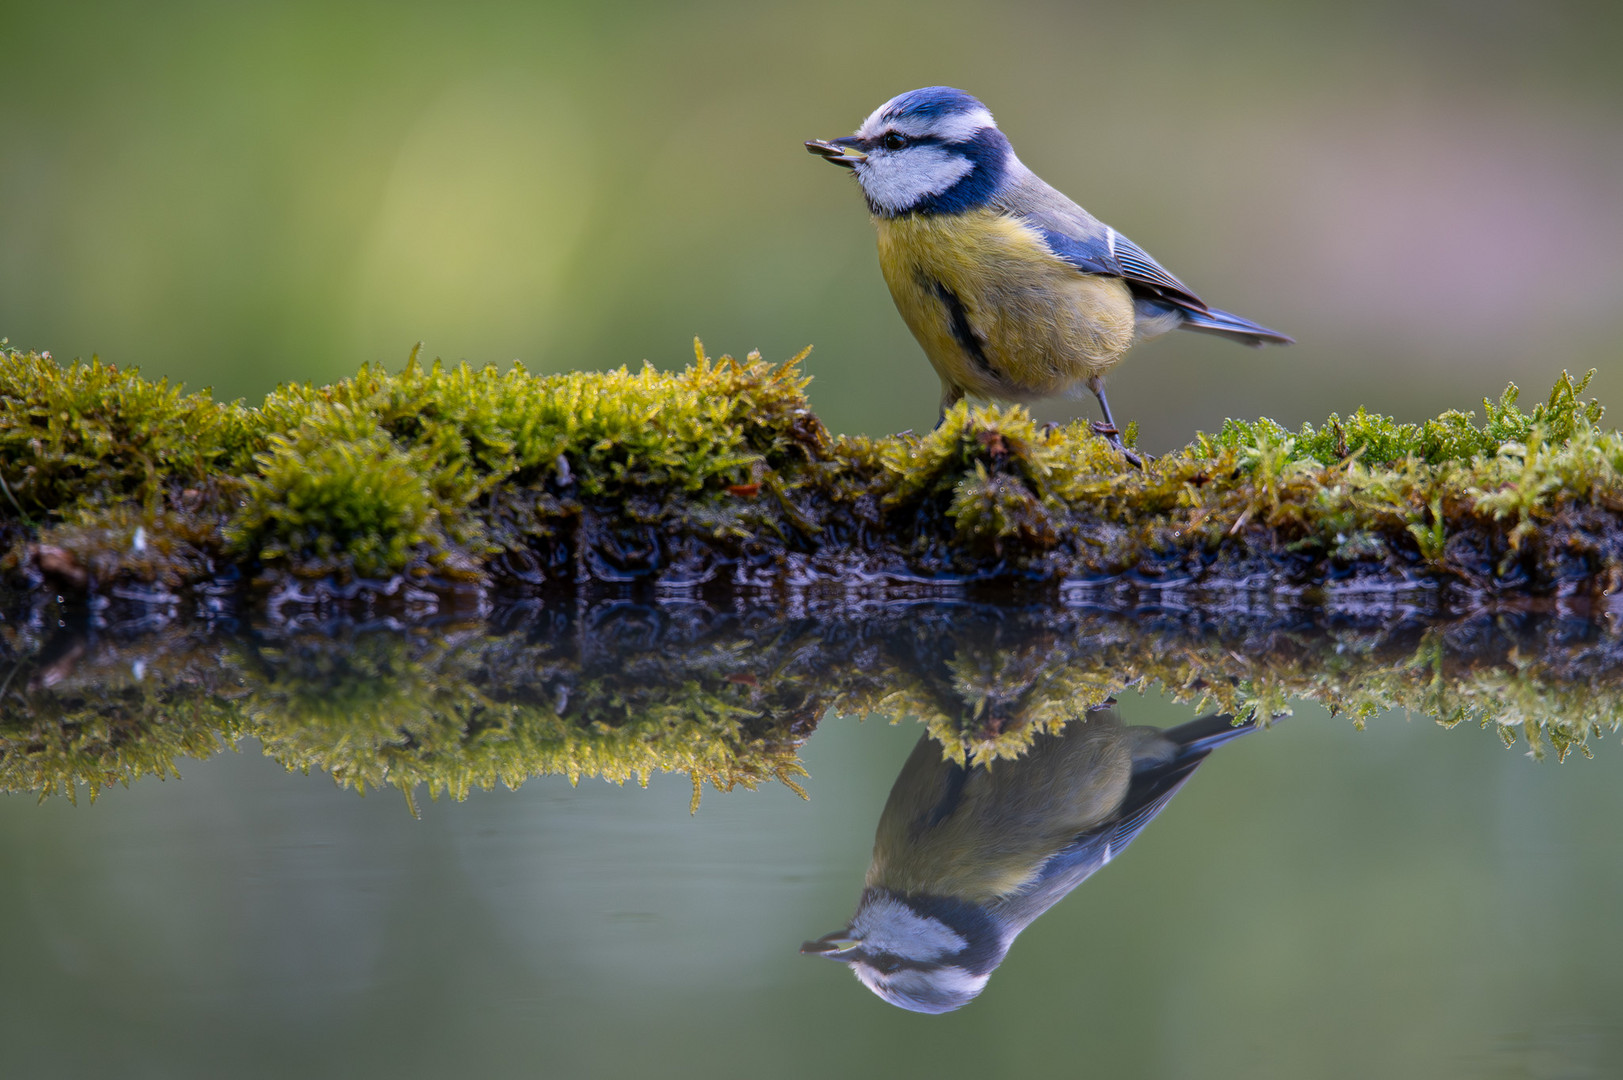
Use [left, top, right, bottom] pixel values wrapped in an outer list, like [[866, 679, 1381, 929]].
[[996, 167, 1292, 345], [1035, 225, 1208, 311]]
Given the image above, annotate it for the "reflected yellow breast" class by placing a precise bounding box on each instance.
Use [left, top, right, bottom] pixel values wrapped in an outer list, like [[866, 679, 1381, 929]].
[[867, 726, 1138, 904], [874, 210, 1135, 403]]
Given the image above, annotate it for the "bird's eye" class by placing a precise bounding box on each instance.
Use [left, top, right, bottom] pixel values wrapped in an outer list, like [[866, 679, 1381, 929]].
[[881, 132, 907, 151]]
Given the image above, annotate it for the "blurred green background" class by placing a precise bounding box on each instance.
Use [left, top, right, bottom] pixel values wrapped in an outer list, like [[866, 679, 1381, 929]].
[[3, 0, 1622, 447]]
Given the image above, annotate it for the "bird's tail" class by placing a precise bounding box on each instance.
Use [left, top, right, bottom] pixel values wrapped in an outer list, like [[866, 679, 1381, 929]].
[[1179, 306, 1294, 347], [1163, 710, 1259, 760]]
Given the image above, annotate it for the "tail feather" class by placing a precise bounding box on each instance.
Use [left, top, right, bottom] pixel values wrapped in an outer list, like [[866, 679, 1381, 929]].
[[1163, 711, 1258, 760], [1179, 306, 1294, 347]]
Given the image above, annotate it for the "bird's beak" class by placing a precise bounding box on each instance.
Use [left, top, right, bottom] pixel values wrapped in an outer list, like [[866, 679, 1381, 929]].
[[805, 137, 867, 168], [800, 931, 861, 957]]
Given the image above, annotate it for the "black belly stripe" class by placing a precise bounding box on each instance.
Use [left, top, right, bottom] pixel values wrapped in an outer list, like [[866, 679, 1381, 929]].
[[917, 761, 970, 836], [929, 279, 995, 378]]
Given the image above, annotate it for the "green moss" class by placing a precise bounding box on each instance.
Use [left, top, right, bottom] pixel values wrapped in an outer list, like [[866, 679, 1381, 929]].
[[1204, 369, 1606, 467], [2, 341, 828, 586], [0, 349, 235, 515], [3, 342, 1621, 598], [9, 342, 1619, 806], [227, 404, 469, 580]]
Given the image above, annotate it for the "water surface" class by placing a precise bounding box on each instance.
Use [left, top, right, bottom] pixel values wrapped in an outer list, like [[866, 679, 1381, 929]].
[[2, 597, 1620, 1078]]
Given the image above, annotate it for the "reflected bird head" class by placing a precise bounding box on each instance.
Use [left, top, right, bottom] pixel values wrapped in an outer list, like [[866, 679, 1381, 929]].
[[802, 888, 1007, 1014]]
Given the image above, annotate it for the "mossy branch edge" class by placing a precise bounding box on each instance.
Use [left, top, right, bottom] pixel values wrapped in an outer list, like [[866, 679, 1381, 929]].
[[3, 340, 1621, 610]]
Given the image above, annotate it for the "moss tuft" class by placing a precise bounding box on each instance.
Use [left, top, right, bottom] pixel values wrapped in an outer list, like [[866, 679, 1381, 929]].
[[0, 349, 233, 515], [227, 404, 465, 579]]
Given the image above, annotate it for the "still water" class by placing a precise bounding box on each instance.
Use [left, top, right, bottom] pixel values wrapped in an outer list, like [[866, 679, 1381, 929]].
[[2, 597, 1621, 1078]]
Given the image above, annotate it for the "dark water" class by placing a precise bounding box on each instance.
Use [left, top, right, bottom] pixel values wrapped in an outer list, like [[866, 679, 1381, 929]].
[[2, 597, 1621, 1078]]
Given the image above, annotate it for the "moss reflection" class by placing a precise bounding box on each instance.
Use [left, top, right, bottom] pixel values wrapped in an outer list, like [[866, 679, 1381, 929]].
[[1, 603, 1619, 808]]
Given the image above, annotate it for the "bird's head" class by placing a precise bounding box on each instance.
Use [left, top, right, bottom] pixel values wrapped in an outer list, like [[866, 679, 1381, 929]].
[[806, 87, 1011, 218], [800, 887, 1008, 1014]]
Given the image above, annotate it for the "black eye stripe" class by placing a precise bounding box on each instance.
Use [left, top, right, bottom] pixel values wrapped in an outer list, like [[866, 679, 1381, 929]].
[[863, 952, 938, 975], [861, 132, 946, 151]]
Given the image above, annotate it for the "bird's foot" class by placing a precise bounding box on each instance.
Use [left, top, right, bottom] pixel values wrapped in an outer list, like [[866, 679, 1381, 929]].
[[1089, 420, 1144, 470]]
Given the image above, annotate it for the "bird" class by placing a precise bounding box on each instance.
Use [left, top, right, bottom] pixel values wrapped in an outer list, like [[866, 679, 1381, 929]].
[[806, 87, 1291, 466], [800, 704, 1256, 1013]]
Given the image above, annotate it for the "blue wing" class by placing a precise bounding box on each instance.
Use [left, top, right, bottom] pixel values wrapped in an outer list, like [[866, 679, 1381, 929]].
[[983, 771, 1190, 935], [1035, 226, 1206, 310], [1009, 713, 1257, 910], [1035, 225, 1294, 346], [1099, 711, 1258, 857]]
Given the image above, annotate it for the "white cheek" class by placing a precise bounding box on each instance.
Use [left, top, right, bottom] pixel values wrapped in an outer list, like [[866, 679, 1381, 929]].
[[856, 147, 973, 215], [851, 964, 991, 1011], [850, 895, 967, 960]]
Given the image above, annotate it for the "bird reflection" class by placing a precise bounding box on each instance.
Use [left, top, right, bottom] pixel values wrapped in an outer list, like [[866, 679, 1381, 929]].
[[802, 702, 1255, 1013]]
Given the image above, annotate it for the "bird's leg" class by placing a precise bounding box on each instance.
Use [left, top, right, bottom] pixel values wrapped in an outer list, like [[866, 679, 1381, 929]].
[[1086, 375, 1121, 435], [1086, 376, 1143, 469], [935, 384, 965, 429]]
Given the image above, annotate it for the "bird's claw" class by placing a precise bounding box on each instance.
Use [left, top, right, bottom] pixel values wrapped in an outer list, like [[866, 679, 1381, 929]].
[[1088, 421, 1144, 470]]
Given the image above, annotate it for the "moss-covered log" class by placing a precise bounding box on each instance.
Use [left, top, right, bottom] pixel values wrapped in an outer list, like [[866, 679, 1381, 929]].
[[3, 342, 1622, 607], [1, 602, 1617, 808]]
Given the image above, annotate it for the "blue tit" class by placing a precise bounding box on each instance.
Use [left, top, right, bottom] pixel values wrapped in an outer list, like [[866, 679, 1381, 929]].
[[807, 87, 1292, 465], [801, 705, 1256, 1013]]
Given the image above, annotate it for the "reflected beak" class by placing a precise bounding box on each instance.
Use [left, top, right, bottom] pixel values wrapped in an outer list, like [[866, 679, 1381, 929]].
[[800, 931, 862, 957], [805, 137, 867, 168]]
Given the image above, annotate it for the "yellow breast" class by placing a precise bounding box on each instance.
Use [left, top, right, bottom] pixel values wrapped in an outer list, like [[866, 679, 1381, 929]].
[[874, 210, 1136, 404]]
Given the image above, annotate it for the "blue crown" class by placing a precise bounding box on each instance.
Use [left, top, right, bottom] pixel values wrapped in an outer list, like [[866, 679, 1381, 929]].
[[880, 86, 987, 123]]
